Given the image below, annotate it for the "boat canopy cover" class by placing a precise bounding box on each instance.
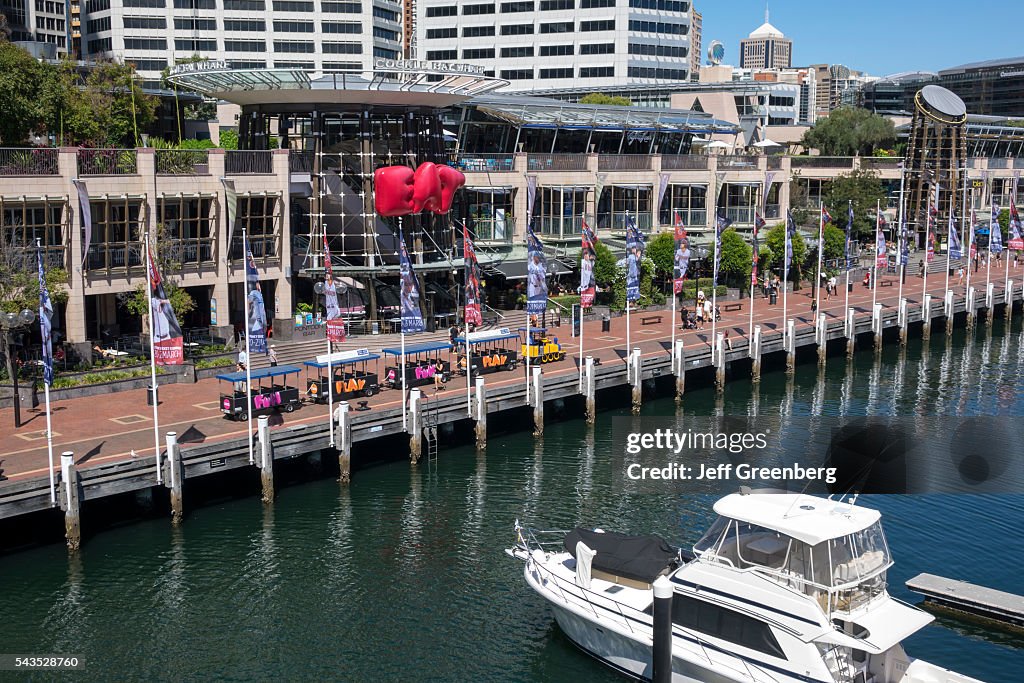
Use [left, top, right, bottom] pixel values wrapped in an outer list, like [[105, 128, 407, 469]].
[[216, 364, 303, 382], [564, 528, 678, 584], [381, 341, 453, 356]]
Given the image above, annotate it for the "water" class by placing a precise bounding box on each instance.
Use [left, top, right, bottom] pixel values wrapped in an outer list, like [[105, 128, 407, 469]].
[[2, 323, 1024, 681]]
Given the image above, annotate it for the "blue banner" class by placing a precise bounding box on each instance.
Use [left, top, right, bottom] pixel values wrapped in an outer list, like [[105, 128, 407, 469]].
[[713, 212, 733, 288], [37, 248, 53, 386], [398, 229, 425, 333], [947, 214, 962, 260], [845, 201, 854, 267], [785, 210, 797, 271], [245, 238, 268, 354], [990, 206, 1003, 254], [625, 214, 645, 302], [526, 219, 548, 315], [900, 218, 910, 267]]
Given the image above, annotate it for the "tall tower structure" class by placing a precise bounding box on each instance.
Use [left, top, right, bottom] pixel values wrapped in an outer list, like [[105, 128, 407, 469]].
[[739, 5, 791, 70]]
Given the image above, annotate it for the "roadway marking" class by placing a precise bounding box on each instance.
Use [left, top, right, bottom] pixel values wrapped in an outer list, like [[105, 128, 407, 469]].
[[193, 401, 223, 411], [109, 414, 150, 425], [636, 329, 659, 335], [14, 430, 60, 442], [595, 336, 619, 342]]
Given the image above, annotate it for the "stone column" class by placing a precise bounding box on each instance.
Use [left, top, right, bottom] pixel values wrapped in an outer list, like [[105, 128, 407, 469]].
[[60, 451, 80, 552], [165, 431, 184, 525]]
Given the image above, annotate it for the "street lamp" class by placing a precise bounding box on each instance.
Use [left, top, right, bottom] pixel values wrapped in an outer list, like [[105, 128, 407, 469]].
[[2, 307, 38, 428]]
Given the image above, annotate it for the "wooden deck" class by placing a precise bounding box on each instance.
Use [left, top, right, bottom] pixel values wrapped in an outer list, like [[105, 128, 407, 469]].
[[907, 572, 1024, 629]]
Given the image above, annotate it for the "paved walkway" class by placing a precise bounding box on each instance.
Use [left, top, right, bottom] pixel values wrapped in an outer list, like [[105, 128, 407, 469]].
[[0, 266, 1016, 485]]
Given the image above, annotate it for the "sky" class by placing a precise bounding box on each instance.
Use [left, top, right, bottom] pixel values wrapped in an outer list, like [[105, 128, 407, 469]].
[[696, 0, 1024, 77]]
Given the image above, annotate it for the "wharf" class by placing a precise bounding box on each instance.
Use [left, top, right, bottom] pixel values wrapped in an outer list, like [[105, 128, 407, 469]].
[[907, 573, 1024, 629]]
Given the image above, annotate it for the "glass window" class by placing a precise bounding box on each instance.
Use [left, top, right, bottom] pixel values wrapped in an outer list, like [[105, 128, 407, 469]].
[[539, 44, 572, 56], [463, 48, 495, 59], [427, 27, 457, 38], [125, 17, 166, 29], [580, 19, 613, 31], [537, 187, 588, 238], [501, 46, 533, 58], [321, 0, 360, 10], [157, 196, 217, 265], [225, 19, 266, 31], [454, 189, 515, 243], [462, 2, 495, 13], [659, 185, 707, 227], [598, 186, 652, 232], [670, 595, 786, 659], [499, 69, 532, 79], [579, 66, 613, 78], [539, 68, 572, 79], [426, 5, 457, 16], [1, 198, 66, 269], [84, 199, 145, 272], [273, 21, 315, 32], [231, 195, 281, 262], [540, 21, 572, 33], [500, 0, 533, 9], [500, 23, 534, 35], [580, 43, 614, 55], [463, 25, 495, 37]]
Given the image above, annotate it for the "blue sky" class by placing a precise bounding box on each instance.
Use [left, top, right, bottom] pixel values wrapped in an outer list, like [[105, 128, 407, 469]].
[[697, 0, 1024, 76]]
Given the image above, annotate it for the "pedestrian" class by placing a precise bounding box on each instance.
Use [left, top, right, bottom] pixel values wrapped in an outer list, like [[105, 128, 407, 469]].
[[679, 304, 688, 329], [695, 292, 705, 329], [762, 273, 770, 298], [268, 345, 278, 367], [433, 357, 446, 392], [918, 259, 925, 278], [957, 267, 965, 286], [863, 271, 872, 289], [724, 329, 732, 350], [829, 275, 837, 299], [237, 348, 248, 370], [703, 297, 713, 325]]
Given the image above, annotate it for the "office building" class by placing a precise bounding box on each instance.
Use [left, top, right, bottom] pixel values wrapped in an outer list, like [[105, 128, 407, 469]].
[[738, 11, 790, 70], [689, 5, 700, 82], [2, 0, 70, 54]]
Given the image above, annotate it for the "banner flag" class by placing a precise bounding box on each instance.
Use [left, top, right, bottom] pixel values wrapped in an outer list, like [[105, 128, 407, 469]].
[[526, 219, 549, 315], [463, 224, 483, 326], [73, 179, 91, 267], [580, 219, 598, 308], [969, 209, 977, 261], [990, 205, 1003, 254], [876, 215, 889, 268], [322, 236, 347, 342], [245, 238, 268, 353], [673, 211, 691, 294], [1009, 199, 1023, 250], [900, 217, 910, 266], [785, 210, 797, 269], [948, 213, 962, 260], [657, 173, 670, 212], [713, 212, 732, 288], [398, 229, 425, 333], [221, 178, 238, 249], [845, 201, 854, 269], [624, 213, 645, 302], [751, 211, 764, 287], [526, 175, 537, 220], [37, 248, 54, 385], [148, 247, 184, 365]]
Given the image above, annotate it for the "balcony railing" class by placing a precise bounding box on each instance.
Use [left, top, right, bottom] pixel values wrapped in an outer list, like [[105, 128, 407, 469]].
[[527, 154, 588, 172], [662, 155, 708, 170], [659, 209, 706, 227], [790, 156, 855, 169], [77, 149, 138, 175], [0, 147, 59, 176], [767, 156, 785, 170], [718, 155, 761, 170], [601, 212, 653, 232], [598, 154, 651, 171], [451, 154, 516, 172], [155, 149, 210, 175], [229, 236, 278, 260], [166, 239, 216, 265], [536, 215, 583, 238], [225, 150, 274, 175], [289, 150, 314, 174], [86, 244, 143, 272], [469, 216, 515, 242], [860, 157, 901, 170], [723, 207, 755, 225]]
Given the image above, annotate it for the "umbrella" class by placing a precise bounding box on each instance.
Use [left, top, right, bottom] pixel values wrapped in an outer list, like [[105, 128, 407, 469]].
[[705, 140, 730, 149], [753, 139, 782, 148]]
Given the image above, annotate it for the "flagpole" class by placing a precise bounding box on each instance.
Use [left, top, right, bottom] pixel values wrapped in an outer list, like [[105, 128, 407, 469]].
[[579, 216, 585, 390], [872, 200, 880, 322], [944, 195, 952, 299], [966, 189, 974, 303], [242, 226, 254, 465], [782, 218, 789, 347], [896, 167, 906, 314], [37, 239, 55, 506], [710, 213, 718, 361], [962, 166, 970, 300], [845, 201, 852, 331], [986, 198, 994, 302], [815, 201, 824, 316], [1007, 176, 1018, 297], [923, 184, 932, 310], [145, 230, 163, 484], [524, 226, 531, 406]]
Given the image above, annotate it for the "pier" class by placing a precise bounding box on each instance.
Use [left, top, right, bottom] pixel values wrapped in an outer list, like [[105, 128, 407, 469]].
[[907, 573, 1024, 630]]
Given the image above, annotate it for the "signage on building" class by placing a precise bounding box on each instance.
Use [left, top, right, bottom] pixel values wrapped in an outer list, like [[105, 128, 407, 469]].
[[626, 131, 653, 145], [373, 58, 486, 76], [168, 60, 229, 76]]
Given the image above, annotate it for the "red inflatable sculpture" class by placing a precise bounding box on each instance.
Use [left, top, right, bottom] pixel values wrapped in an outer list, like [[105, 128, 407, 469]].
[[436, 166, 466, 213], [374, 162, 465, 216], [373, 166, 415, 216], [412, 162, 443, 213]]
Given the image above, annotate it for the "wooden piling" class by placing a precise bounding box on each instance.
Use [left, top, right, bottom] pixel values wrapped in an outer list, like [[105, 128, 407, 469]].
[[60, 451, 80, 552], [945, 290, 955, 336], [899, 297, 909, 345], [165, 431, 183, 525], [785, 319, 795, 372], [673, 340, 686, 399], [714, 334, 725, 392], [532, 367, 544, 437], [630, 348, 642, 413], [750, 326, 761, 382], [409, 388, 422, 464], [873, 302, 883, 352], [986, 283, 995, 327], [257, 415, 274, 504], [474, 376, 487, 450], [584, 356, 596, 423], [846, 308, 855, 357], [1006, 280, 1015, 321], [336, 401, 351, 484], [922, 294, 933, 339], [816, 313, 827, 366], [966, 286, 977, 330]]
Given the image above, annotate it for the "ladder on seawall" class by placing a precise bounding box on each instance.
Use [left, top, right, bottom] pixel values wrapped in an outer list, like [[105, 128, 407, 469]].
[[423, 397, 440, 466]]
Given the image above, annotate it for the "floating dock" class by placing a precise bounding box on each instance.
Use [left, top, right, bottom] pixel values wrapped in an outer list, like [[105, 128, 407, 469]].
[[906, 573, 1024, 630]]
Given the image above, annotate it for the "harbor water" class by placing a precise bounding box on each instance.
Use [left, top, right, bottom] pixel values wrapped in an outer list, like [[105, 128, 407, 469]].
[[2, 322, 1023, 681]]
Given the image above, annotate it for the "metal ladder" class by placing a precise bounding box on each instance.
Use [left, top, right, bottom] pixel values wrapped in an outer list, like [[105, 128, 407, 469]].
[[423, 398, 440, 466]]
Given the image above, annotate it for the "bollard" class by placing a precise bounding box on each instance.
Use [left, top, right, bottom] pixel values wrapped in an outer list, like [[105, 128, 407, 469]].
[[673, 341, 686, 401], [60, 451, 80, 552], [966, 287, 976, 330], [257, 415, 274, 504], [714, 333, 725, 392], [336, 401, 352, 484], [409, 388, 422, 464], [165, 431, 184, 525], [532, 367, 544, 437], [873, 303, 883, 352], [899, 298, 909, 345], [750, 325, 762, 382], [816, 313, 827, 366], [631, 348, 642, 413], [785, 319, 796, 372], [651, 577, 674, 683], [584, 356, 596, 423], [922, 294, 932, 339], [474, 376, 487, 450], [945, 290, 955, 335], [845, 308, 855, 358], [1007, 280, 1015, 321]]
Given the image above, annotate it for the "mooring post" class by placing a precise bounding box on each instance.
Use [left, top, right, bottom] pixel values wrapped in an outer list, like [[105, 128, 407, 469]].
[[409, 388, 422, 464], [673, 340, 686, 400], [785, 318, 795, 372], [873, 303, 883, 352], [584, 355, 596, 423], [816, 313, 827, 366], [966, 286, 976, 330], [944, 289, 955, 335], [651, 576, 674, 683], [474, 376, 487, 450], [750, 325, 762, 382], [898, 297, 909, 345], [845, 307, 855, 357], [257, 415, 274, 504], [630, 347, 642, 413], [165, 431, 183, 525], [60, 451, 80, 552], [714, 334, 725, 392], [532, 367, 543, 437], [336, 401, 351, 484], [922, 294, 932, 340], [1006, 279, 1015, 321], [986, 282, 995, 326]]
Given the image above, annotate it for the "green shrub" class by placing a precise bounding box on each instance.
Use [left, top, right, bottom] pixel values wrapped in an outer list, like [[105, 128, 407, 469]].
[[548, 294, 581, 309], [195, 355, 234, 370]]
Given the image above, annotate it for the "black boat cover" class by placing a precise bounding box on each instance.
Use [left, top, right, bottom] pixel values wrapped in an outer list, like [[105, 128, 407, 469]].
[[564, 528, 678, 584]]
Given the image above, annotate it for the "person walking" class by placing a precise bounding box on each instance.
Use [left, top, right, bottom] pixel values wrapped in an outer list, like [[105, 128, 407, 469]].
[[703, 297, 713, 327], [695, 291, 705, 329], [268, 345, 278, 367], [919, 259, 925, 278], [237, 348, 248, 370]]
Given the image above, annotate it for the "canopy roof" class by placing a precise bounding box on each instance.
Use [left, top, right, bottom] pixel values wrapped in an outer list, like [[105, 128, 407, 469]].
[[565, 528, 679, 584], [455, 332, 519, 344], [304, 350, 380, 368], [381, 341, 452, 356], [216, 364, 302, 382], [713, 493, 881, 546]]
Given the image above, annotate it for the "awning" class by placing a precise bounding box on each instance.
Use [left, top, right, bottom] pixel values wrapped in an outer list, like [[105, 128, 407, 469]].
[[490, 258, 574, 280], [814, 599, 934, 654]]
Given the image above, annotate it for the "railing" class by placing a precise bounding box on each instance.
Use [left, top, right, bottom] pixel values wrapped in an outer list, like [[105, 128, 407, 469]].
[[77, 149, 138, 175], [598, 154, 651, 171], [662, 154, 708, 170], [166, 239, 215, 265], [659, 209, 706, 227], [471, 216, 515, 242], [601, 212, 653, 232], [766, 156, 785, 170], [717, 155, 761, 170], [860, 156, 901, 170], [0, 147, 59, 176], [85, 244, 143, 272], [527, 154, 588, 172], [155, 149, 210, 175], [723, 207, 755, 224], [452, 154, 515, 172], [289, 150, 314, 173], [988, 158, 1010, 169], [536, 215, 584, 237], [229, 236, 277, 260], [790, 156, 855, 169], [225, 150, 274, 175]]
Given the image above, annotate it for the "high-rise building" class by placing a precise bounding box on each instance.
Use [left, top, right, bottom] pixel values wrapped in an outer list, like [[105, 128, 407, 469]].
[[78, 0, 404, 88], [403, 0, 414, 58], [689, 5, 700, 82], [417, 0, 692, 91], [738, 9, 790, 70], [809, 63, 872, 117], [2, 0, 70, 54]]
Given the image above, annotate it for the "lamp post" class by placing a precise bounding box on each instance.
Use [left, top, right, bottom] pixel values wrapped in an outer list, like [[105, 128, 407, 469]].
[[2, 308, 38, 428]]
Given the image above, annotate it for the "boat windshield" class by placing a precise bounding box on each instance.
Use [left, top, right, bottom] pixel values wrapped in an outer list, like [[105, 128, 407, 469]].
[[693, 516, 893, 612]]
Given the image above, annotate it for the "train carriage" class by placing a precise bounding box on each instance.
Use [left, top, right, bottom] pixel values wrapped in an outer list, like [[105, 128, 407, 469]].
[[455, 327, 520, 375], [216, 365, 303, 421], [303, 348, 381, 402], [519, 327, 565, 364], [381, 341, 453, 388]]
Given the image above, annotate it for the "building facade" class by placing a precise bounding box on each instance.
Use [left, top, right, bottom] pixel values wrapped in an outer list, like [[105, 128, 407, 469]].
[[738, 18, 790, 70], [689, 4, 700, 82], [3, 0, 71, 55], [416, 0, 692, 91], [863, 58, 1024, 118]]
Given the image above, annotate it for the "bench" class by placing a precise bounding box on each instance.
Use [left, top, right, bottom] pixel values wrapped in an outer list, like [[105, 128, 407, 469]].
[[640, 315, 663, 325], [880, 280, 893, 287], [723, 303, 743, 312]]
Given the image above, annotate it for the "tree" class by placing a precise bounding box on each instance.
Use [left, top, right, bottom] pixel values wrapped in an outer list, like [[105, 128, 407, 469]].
[[707, 229, 753, 293], [763, 222, 808, 289], [590, 240, 619, 290], [645, 231, 675, 280], [118, 223, 196, 328], [161, 54, 218, 125], [823, 169, 888, 241], [0, 42, 48, 145], [610, 256, 664, 310], [218, 129, 239, 150], [800, 107, 896, 157], [808, 224, 848, 279], [579, 93, 631, 106]]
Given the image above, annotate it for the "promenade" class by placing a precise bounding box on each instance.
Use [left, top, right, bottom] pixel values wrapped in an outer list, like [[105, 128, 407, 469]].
[[0, 265, 1017, 488]]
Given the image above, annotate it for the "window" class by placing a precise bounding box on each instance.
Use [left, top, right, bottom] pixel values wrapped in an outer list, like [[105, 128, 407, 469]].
[[627, 66, 687, 79], [463, 25, 495, 37], [275, 61, 314, 68], [453, 189, 514, 243], [84, 199, 145, 272], [374, 47, 399, 58], [580, 66, 614, 77], [223, 0, 264, 9], [88, 17, 111, 33], [127, 58, 169, 71], [500, 69, 532, 79], [598, 185, 652, 231], [274, 41, 315, 53], [86, 0, 110, 9], [462, 48, 495, 59], [174, 39, 217, 51], [539, 0, 572, 8], [173, 0, 214, 7], [230, 196, 281, 261], [373, 6, 398, 21], [122, 0, 164, 6], [629, 43, 686, 58], [173, 18, 214, 30], [1, 199, 67, 270], [157, 197, 217, 266], [580, 42, 613, 54], [322, 61, 361, 70], [629, 0, 686, 9], [537, 187, 588, 237], [272, 0, 314, 9], [273, 20, 315, 32], [426, 50, 457, 60], [539, 44, 572, 56], [225, 40, 266, 51], [670, 595, 785, 659], [580, 19, 614, 31], [426, 5, 457, 16], [628, 19, 687, 34], [463, 2, 495, 13], [126, 38, 168, 50], [322, 0, 361, 9], [323, 21, 360, 33], [540, 21, 572, 33], [88, 38, 112, 52], [373, 26, 398, 40], [540, 68, 572, 79], [500, 0, 533, 9], [225, 19, 267, 31], [580, 0, 613, 7], [427, 27, 457, 39], [659, 185, 707, 226], [501, 46, 533, 58], [322, 42, 361, 53], [500, 23, 533, 34], [229, 60, 267, 68]]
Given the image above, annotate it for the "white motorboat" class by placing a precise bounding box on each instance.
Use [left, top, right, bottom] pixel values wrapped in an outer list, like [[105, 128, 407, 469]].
[[507, 491, 983, 683]]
